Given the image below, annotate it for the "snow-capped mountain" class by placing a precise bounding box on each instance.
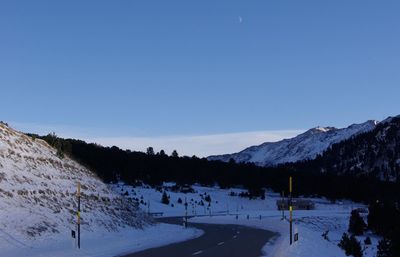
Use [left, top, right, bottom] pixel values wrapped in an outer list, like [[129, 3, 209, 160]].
[[208, 120, 379, 167], [297, 115, 400, 182], [0, 122, 149, 243]]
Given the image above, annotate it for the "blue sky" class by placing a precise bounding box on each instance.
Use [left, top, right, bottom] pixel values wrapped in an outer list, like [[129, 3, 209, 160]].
[[1, 1, 400, 156]]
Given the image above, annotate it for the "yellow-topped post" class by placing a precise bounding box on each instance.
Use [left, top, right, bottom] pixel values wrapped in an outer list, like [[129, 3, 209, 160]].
[[77, 182, 81, 249]]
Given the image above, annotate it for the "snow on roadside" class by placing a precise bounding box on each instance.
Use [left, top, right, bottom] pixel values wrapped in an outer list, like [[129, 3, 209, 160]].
[[116, 183, 379, 257], [191, 214, 346, 257], [1, 223, 203, 257]]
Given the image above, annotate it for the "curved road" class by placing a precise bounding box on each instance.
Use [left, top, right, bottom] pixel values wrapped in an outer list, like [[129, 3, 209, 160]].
[[121, 217, 276, 257]]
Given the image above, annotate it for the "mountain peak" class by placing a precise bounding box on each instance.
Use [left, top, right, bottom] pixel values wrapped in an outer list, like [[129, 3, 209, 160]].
[[208, 119, 380, 167], [307, 126, 337, 133]]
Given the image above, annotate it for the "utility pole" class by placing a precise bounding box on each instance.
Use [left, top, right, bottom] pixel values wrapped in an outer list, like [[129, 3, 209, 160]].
[[289, 177, 293, 245], [77, 182, 81, 249]]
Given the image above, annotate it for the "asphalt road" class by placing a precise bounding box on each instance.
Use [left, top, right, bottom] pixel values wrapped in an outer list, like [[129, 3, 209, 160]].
[[121, 217, 276, 257]]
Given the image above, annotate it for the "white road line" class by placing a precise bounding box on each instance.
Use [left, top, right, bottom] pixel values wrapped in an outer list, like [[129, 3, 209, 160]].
[[192, 250, 203, 255], [218, 241, 225, 246]]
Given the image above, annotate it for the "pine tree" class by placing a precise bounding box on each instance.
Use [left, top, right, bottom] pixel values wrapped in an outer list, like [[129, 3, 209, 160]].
[[171, 150, 179, 158], [161, 191, 169, 205], [338, 233, 363, 257], [349, 210, 366, 236], [146, 147, 155, 155], [377, 238, 391, 257]]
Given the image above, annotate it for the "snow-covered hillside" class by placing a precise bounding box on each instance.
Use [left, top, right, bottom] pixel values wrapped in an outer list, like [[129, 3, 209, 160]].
[[0, 122, 149, 246], [208, 120, 378, 167]]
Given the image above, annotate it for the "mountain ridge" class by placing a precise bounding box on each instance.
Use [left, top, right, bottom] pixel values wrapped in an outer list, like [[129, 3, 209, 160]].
[[208, 120, 379, 167], [292, 115, 400, 182]]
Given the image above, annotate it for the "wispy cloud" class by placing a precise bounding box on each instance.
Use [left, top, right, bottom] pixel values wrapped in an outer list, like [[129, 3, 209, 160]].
[[88, 130, 304, 157]]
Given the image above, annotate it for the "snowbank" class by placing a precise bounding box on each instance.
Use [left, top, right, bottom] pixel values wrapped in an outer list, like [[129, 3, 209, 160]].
[[1, 223, 203, 257]]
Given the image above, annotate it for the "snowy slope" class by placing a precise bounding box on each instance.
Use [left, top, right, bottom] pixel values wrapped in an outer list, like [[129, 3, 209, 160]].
[[113, 182, 379, 257], [208, 120, 378, 167], [302, 115, 400, 181], [0, 122, 149, 246]]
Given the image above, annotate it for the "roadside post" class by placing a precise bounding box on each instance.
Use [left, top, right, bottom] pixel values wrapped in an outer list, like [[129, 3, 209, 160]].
[[289, 176, 293, 245], [281, 191, 285, 220], [71, 229, 76, 248], [77, 182, 81, 249]]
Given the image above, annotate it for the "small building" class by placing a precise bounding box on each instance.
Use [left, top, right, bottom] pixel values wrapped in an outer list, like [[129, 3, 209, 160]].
[[276, 199, 315, 210]]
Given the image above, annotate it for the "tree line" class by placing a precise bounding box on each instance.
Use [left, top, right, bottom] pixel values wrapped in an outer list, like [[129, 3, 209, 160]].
[[29, 133, 400, 204]]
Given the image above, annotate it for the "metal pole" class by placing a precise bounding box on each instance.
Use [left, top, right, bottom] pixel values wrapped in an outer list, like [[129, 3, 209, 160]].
[[289, 177, 293, 245], [281, 191, 285, 220], [77, 182, 81, 249]]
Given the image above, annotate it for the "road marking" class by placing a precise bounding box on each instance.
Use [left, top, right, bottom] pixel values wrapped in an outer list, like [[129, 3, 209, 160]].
[[192, 250, 203, 255], [218, 241, 225, 246]]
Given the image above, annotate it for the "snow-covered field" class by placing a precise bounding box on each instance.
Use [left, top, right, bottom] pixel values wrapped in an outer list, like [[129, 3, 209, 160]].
[[114, 182, 381, 257], [1, 223, 202, 257]]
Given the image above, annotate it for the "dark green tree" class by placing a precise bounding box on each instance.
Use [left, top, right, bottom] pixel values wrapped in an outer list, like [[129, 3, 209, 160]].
[[338, 233, 363, 257], [146, 147, 155, 155], [171, 150, 179, 158], [349, 210, 366, 236], [161, 191, 169, 205], [377, 238, 392, 257]]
